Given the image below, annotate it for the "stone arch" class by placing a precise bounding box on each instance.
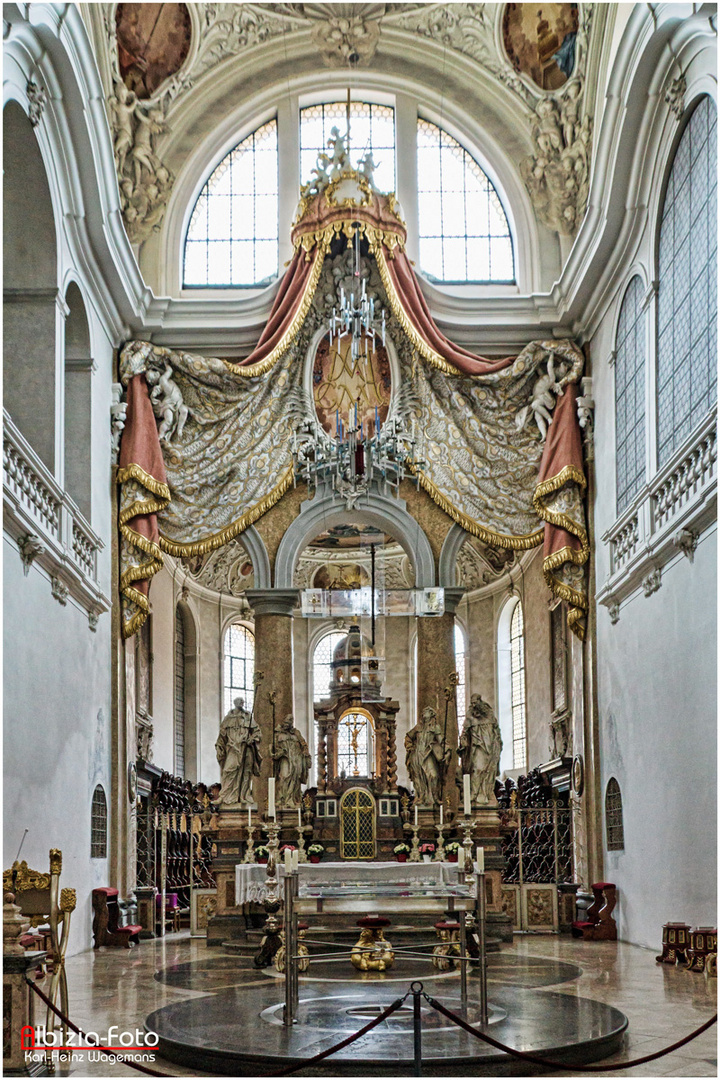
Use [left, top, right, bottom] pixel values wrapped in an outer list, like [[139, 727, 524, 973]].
[[3, 100, 58, 471], [438, 523, 468, 588], [240, 524, 271, 590], [274, 488, 435, 590]]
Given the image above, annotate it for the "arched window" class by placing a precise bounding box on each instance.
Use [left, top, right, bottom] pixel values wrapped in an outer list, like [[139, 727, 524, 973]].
[[91, 785, 107, 858], [64, 282, 92, 520], [313, 630, 347, 703], [657, 96, 717, 464], [338, 708, 375, 778], [183, 118, 278, 288], [417, 118, 514, 284], [174, 605, 186, 777], [509, 601, 527, 770], [615, 276, 647, 513], [454, 623, 467, 721], [223, 624, 255, 716], [300, 101, 396, 194], [605, 777, 624, 851]]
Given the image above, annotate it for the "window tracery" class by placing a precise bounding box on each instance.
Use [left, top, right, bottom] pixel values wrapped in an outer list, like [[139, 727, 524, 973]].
[[510, 600, 527, 769], [223, 623, 255, 715], [91, 786, 107, 859], [183, 118, 279, 288], [417, 118, 515, 283], [605, 777, 624, 850], [615, 275, 646, 513], [657, 95, 717, 464]]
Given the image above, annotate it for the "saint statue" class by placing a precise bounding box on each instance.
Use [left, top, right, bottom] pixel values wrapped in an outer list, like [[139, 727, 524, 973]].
[[404, 706, 452, 805], [458, 693, 503, 805], [215, 698, 262, 806], [272, 714, 312, 808]]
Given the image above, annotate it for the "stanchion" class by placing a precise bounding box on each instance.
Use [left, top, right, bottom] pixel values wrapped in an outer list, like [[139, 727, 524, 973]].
[[411, 981, 423, 1076], [291, 867, 299, 1016], [476, 868, 488, 1026], [283, 872, 294, 1026], [459, 910, 468, 1016]]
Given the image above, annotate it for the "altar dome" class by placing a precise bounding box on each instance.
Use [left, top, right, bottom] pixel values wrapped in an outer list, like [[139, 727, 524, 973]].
[[331, 624, 381, 696]]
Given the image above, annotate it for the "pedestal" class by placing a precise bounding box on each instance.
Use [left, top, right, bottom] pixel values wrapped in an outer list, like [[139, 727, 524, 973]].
[[135, 886, 157, 939], [4, 952, 48, 1076], [207, 809, 250, 945], [474, 806, 512, 944]]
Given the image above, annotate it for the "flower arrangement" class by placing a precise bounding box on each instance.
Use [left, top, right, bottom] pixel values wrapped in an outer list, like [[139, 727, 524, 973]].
[[445, 842, 461, 853], [279, 844, 297, 853], [419, 842, 435, 855], [255, 845, 269, 862], [393, 843, 410, 855], [307, 843, 324, 855]]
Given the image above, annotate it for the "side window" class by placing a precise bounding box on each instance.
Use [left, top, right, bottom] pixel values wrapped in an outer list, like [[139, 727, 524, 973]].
[[91, 785, 108, 858], [605, 777, 625, 851], [615, 276, 646, 513]]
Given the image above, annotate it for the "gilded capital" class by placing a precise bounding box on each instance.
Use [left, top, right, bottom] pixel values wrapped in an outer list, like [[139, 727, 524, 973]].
[[49, 848, 62, 874]]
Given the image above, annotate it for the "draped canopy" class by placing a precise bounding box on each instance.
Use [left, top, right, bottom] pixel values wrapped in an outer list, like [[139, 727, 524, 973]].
[[118, 171, 589, 639]]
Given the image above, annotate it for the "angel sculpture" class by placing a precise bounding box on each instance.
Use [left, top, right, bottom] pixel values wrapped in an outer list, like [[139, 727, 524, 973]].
[[515, 355, 569, 440], [145, 363, 189, 442]]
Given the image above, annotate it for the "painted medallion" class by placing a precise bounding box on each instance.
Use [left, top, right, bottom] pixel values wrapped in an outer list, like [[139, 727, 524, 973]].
[[502, 4, 579, 91]]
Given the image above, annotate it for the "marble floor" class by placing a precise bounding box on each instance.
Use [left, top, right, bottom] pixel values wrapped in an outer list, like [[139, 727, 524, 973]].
[[43, 931, 716, 1078]]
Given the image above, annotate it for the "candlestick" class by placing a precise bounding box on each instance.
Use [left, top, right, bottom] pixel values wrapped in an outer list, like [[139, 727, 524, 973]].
[[268, 777, 276, 819], [434, 822, 448, 862], [463, 774, 471, 817], [408, 824, 421, 862], [296, 825, 307, 863], [459, 815, 475, 878], [243, 824, 256, 864]]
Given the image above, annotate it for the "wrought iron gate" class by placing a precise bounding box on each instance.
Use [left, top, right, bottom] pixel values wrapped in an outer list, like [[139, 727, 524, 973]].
[[500, 803, 574, 931]]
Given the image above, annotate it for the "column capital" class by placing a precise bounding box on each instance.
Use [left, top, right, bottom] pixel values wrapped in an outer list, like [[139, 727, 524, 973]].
[[245, 588, 299, 617], [442, 587, 465, 614]]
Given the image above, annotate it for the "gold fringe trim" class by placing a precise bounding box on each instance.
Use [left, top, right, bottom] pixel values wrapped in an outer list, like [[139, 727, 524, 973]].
[[293, 219, 406, 262], [123, 605, 150, 639], [409, 465, 544, 550], [534, 464, 587, 502], [116, 463, 171, 501], [158, 470, 294, 557], [567, 606, 586, 641], [373, 246, 463, 374]]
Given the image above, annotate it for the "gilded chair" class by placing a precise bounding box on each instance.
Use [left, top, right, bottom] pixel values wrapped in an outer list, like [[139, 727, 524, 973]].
[[3, 849, 75, 1043]]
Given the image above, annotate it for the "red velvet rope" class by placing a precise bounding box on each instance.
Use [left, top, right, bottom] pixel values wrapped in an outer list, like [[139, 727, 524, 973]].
[[424, 991, 717, 1072]]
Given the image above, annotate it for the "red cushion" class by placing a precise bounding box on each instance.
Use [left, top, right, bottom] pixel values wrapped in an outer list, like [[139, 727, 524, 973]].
[[94, 887, 119, 898], [592, 882, 616, 890], [357, 915, 391, 929], [435, 921, 460, 930], [115, 925, 142, 934]]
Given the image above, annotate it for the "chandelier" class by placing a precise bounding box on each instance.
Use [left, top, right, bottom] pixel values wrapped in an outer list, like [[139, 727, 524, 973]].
[[292, 409, 421, 509], [329, 224, 386, 368]]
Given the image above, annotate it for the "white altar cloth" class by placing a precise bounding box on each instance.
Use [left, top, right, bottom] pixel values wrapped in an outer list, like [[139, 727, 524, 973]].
[[234, 860, 462, 906]]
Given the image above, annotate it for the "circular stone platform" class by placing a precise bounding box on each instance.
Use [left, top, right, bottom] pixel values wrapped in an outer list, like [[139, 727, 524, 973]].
[[147, 954, 628, 1075]]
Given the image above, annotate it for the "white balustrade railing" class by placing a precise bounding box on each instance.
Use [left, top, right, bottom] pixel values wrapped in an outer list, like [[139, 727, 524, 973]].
[[3, 410, 108, 620], [599, 409, 717, 617]]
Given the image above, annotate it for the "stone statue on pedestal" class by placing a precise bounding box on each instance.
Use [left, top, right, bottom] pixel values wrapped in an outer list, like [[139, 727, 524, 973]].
[[458, 693, 503, 804], [405, 706, 452, 805], [215, 698, 262, 806], [273, 714, 311, 808]]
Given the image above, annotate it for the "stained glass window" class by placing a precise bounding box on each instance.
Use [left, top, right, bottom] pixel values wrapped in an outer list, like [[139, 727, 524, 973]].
[[91, 785, 107, 858], [183, 119, 278, 287], [223, 624, 255, 716], [300, 101, 395, 194], [454, 623, 467, 721], [313, 631, 346, 703], [417, 118, 514, 283], [174, 605, 186, 777], [337, 709, 374, 778], [605, 777, 624, 850], [657, 95, 717, 464], [510, 601, 526, 770], [615, 276, 647, 512]]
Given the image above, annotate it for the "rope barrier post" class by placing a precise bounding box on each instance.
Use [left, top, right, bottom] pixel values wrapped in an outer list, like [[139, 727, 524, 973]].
[[283, 872, 294, 1026], [476, 870, 488, 1026], [291, 868, 299, 1017], [411, 980, 423, 1077], [459, 909, 468, 1016]]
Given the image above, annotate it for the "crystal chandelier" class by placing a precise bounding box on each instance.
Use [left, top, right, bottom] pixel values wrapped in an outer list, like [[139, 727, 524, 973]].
[[292, 409, 421, 509], [328, 224, 386, 368]]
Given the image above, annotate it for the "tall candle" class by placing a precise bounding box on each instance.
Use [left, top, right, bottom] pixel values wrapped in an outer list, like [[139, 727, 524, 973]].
[[414, 805, 418, 827], [291, 849, 299, 873], [476, 845, 484, 874], [284, 848, 292, 872], [268, 777, 276, 819], [439, 804, 444, 826], [248, 806, 252, 828], [463, 774, 471, 817], [298, 808, 302, 828]]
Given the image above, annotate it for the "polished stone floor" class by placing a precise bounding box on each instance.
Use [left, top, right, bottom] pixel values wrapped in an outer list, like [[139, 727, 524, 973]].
[[50, 931, 716, 1077]]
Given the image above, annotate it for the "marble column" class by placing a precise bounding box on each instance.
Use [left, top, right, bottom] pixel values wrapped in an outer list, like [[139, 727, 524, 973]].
[[415, 587, 465, 816], [245, 590, 299, 817]]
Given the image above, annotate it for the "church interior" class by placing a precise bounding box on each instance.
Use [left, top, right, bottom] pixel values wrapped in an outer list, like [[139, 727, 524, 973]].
[[3, 2, 717, 1077]]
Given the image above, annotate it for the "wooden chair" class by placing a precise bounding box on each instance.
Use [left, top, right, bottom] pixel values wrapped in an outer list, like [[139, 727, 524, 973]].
[[3, 849, 75, 1044]]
